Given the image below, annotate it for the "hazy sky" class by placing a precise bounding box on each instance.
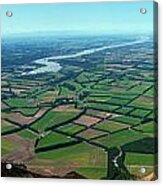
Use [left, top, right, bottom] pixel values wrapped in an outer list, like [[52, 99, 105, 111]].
[[1, 1, 154, 36]]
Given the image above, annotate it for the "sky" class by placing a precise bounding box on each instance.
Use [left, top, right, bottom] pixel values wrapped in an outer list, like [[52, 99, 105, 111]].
[[1, 1, 154, 36]]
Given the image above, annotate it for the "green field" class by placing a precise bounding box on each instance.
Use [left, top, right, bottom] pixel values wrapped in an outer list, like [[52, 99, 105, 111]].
[[94, 120, 129, 133], [1, 119, 19, 133], [93, 129, 147, 149], [57, 123, 86, 135], [127, 83, 151, 94], [31, 110, 80, 132], [14, 108, 39, 116], [36, 131, 74, 148], [111, 115, 142, 126], [87, 103, 119, 112], [125, 153, 155, 166], [116, 107, 134, 115], [76, 167, 107, 179], [1, 137, 19, 156], [124, 153, 156, 177], [134, 121, 156, 134], [17, 129, 38, 140], [5, 98, 36, 108], [35, 142, 107, 179], [129, 96, 154, 110], [130, 109, 151, 118], [1, 36, 157, 179]]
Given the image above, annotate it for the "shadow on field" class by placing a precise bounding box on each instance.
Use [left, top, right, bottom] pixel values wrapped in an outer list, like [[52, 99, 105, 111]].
[[122, 137, 158, 154]]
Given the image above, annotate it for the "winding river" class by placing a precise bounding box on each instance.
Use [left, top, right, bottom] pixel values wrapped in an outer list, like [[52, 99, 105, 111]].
[[23, 37, 148, 75]]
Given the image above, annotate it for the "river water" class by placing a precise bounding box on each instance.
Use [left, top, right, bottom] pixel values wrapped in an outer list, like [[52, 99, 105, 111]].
[[23, 38, 148, 75]]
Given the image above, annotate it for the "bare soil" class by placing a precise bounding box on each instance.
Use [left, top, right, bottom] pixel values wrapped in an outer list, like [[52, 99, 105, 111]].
[[74, 115, 102, 126]]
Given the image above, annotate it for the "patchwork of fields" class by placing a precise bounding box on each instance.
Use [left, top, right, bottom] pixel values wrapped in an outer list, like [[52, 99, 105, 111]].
[[1, 36, 157, 180]]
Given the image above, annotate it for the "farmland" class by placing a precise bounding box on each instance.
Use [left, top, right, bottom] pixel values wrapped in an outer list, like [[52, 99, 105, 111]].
[[1, 35, 157, 180]]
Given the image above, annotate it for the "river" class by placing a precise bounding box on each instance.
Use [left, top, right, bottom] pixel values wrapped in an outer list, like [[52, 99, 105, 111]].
[[22, 37, 148, 75]]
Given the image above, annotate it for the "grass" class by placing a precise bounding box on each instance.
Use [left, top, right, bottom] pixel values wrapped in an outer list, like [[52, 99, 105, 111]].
[[111, 115, 142, 126], [134, 121, 156, 135], [112, 79, 137, 89], [105, 98, 129, 106], [147, 111, 155, 119], [76, 167, 107, 179], [60, 87, 74, 97], [5, 98, 36, 108], [94, 120, 129, 133], [94, 129, 147, 149], [128, 83, 151, 94], [63, 80, 83, 91], [125, 152, 155, 166], [14, 108, 38, 116], [90, 90, 136, 100], [1, 120, 19, 133], [57, 123, 86, 135], [1, 39, 156, 180], [36, 142, 107, 170], [144, 87, 155, 97], [37, 90, 58, 103], [76, 72, 89, 83], [87, 103, 119, 112], [116, 107, 134, 115], [122, 137, 156, 154], [1, 125, 18, 133], [130, 109, 151, 118], [126, 166, 155, 177], [129, 96, 154, 110], [125, 152, 156, 177], [92, 84, 109, 91], [1, 137, 19, 156], [17, 129, 38, 140], [37, 132, 73, 148], [32, 110, 80, 132], [108, 87, 127, 94], [88, 97, 129, 106]]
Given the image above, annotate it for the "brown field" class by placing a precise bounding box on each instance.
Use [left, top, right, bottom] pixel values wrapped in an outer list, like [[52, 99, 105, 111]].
[[2, 134, 35, 162], [2, 108, 49, 125], [33, 107, 50, 119], [1, 119, 16, 128], [74, 115, 102, 127], [77, 128, 107, 140], [53, 105, 80, 112], [39, 91, 59, 103], [1, 102, 9, 110], [28, 166, 76, 177], [2, 112, 35, 125], [86, 109, 112, 119]]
